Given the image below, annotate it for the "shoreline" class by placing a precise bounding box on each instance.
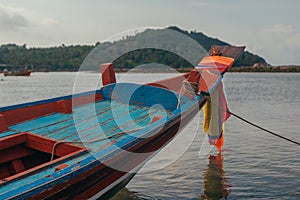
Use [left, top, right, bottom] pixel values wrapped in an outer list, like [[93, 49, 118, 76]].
[[20, 65, 300, 73], [108, 66, 300, 73], [229, 65, 300, 73]]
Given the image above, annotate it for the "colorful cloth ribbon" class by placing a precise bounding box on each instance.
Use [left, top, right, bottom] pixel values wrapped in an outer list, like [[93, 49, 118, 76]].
[[203, 82, 230, 153]]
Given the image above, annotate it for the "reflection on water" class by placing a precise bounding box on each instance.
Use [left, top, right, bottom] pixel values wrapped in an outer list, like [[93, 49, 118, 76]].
[[110, 187, 146, 200], [200, 155, 231, 200]]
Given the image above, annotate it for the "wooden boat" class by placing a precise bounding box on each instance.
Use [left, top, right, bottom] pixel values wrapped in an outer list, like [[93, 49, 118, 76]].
[[0, 46, 244, 199], [3, 69, 31, 76]]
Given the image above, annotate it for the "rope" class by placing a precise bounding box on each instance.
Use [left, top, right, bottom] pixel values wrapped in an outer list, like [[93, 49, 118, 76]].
[[50, 128, 142, 161], [177, 80, 199, 109], [200, 94, 300, 146], [175, 79, 299, 146]]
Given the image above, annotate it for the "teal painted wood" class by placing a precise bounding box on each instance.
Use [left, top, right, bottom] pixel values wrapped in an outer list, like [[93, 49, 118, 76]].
[[101, 83, 188, 111], [9, 97, 169, 146], [0, 130, 20, 138]]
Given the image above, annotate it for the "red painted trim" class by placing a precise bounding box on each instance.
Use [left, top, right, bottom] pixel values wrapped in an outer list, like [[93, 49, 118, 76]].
[[0, 103, 56, 129], [100, 63, 116, 86], [0, 114, 8, 132], [55, 163, 69, 172], [0, 145, 36, 164], [146, 73, 189, 92], [72, 93, 104, 107], [55, 100, 72, 114]]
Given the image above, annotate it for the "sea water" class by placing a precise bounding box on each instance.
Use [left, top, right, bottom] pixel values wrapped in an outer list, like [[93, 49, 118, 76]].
[[0, 72, 299, 199]]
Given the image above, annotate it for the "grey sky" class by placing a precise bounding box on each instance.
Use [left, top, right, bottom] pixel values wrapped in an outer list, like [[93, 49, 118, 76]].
[[0, 0, 299, 65]]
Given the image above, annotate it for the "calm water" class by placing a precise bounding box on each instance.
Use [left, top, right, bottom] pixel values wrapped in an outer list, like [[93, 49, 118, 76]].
[[0, 72, 299, 199]]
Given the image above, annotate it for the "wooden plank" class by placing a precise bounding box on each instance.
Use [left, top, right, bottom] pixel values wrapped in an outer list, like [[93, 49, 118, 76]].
[[12, 159, 25, 173], [15, 100, 112, 137], [28, 101, 134, 141], [47, 104, 164, 153], [58, 104, 152, 143], [0, 145, 36, 164], [0, 133, 27, 151], [10, 113, 70, 132], [14, 99, 109, 134], [0, 130, 19, 139], [79, 110, 160, 152], [25, 133, 83, 157]]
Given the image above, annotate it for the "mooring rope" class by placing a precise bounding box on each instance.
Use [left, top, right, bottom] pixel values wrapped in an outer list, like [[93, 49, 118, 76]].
[[50, 128, 143, 161], [199, 94, 300, 146]]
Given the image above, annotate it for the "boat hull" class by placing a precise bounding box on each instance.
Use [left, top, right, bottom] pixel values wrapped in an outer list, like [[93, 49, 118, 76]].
[[3, 71, 31, 76], [0, 80, 205, 200], [23, 98, 205, 200]]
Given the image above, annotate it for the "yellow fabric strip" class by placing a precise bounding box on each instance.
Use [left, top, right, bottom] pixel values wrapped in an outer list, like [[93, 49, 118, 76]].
[[203, 86, 222, 137], [203, 98, 211, 133]]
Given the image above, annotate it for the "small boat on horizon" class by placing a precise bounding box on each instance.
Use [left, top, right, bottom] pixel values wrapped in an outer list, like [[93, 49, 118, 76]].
[[0, 45, 244, 199], [3, 67, 32, 77]]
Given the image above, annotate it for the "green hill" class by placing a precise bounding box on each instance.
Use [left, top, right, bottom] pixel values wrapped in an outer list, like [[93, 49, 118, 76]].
[[0, 27, 266, 71]]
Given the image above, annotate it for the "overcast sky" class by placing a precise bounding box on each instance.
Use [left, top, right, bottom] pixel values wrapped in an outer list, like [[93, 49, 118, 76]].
[[0, 0, 299, 65]]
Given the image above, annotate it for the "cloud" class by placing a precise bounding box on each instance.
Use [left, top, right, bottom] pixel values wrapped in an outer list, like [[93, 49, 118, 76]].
[[0, 6, 30, 31], [267, 24, 300, 51], [0, 4, 59, 32], [272, 24, 300, 51], [42, 18, 59, 25], [251, 24, 300, 65], [271, 24, 293, 35]]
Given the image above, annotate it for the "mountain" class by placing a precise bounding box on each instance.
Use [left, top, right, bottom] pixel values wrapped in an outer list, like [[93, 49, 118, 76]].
[[167, 26, 266, 67], [0, 27, 266, 71]]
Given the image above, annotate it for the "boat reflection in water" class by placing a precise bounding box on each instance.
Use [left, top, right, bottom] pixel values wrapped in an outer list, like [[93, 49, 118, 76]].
[[111, 187, 146, 200], [200, 154, 231, 200]]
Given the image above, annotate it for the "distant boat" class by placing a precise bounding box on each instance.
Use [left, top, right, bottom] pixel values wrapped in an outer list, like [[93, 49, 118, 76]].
[[0, 45, 244, 199], [3, 68, 31, 76]]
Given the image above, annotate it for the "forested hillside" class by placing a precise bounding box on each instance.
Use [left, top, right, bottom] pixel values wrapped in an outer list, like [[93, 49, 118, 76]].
[[0, 27, 266, 71]]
